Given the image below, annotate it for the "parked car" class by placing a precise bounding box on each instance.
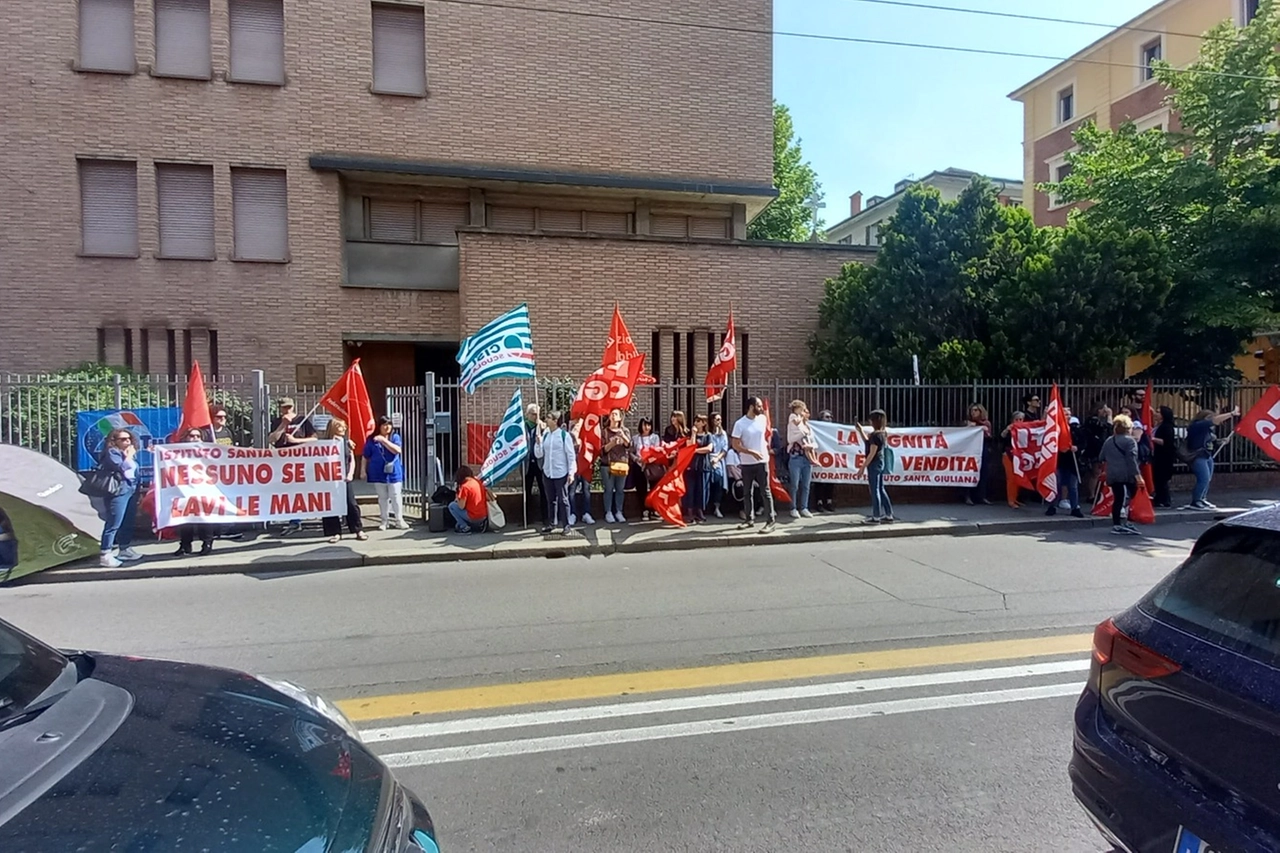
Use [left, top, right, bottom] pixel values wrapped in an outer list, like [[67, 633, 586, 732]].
[[0, 616, 440, 852], [1071, 503, 1280, 853]]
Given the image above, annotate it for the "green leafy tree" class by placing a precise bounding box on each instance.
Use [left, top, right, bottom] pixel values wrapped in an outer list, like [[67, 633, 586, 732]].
[[1050, 0, 1280, 380], [748, 102, 823, 242]]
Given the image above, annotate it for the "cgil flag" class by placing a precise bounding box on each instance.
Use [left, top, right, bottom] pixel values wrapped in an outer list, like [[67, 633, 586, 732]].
[[603, 306, 657, 385], [457, 304, 536, 394], [1037, 385, 1065, 501], [704, 312, 737, 403], [479, 389, 529, 486], [319, 359, 377, 454]]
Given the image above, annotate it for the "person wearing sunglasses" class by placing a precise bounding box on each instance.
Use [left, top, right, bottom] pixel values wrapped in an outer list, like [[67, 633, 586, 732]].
[[97, 430, 143, 568], [205, 405, 235, 446]]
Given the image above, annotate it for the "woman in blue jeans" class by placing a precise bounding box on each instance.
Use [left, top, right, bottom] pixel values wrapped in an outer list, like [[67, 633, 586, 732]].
[[1185, 406, 1239, 509], [854, 409, 895, 524], [786, 400, 817, 518], [97, 429, 143, 568]]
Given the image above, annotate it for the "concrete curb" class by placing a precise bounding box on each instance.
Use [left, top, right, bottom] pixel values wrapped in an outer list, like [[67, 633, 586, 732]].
[[12, 506, 1241, 586]]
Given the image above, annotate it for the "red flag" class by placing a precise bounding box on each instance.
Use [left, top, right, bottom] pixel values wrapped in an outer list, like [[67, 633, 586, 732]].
[[174, 361, 212, 440], [761, 401, 792, 505], [1236, 384, 1280, 463], [466, 423, 499, 465], [603, 306, 657, 385], [704, 312, 737, 403], [1008, 422, 1042, 491], [645, 442, 698, 527], [575, 413, 602, 480], [1037, 385, 1064, 501], [320, 359, 377, 453], [571, 355, 646, 421], [639, 442, 680, 467]]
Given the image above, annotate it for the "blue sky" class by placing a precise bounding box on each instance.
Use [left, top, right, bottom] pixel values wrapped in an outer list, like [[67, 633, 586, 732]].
[[773, 0, 1159, 224]]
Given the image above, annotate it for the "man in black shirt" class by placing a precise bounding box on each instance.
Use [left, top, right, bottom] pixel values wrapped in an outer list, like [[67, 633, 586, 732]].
[[204, 404, 237, 446], [267, 397, 317, 536]]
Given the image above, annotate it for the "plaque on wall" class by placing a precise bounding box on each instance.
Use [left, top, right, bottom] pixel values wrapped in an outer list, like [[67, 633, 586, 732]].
[[296, 363, 326, 387]]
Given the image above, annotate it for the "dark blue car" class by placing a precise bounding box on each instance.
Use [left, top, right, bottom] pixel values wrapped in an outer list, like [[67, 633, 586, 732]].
[[0, 616, 441, 852], [1071, 504, 1280, 853]]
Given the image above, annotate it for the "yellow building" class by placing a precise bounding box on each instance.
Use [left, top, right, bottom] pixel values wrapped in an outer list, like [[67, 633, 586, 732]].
[[1009, 0, 1255, 227]]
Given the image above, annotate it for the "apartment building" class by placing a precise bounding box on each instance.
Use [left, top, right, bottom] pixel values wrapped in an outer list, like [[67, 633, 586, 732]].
[[1, 0, 874, 399], [826, 168, 1022, 247], [1009, 0, 1257, 226]]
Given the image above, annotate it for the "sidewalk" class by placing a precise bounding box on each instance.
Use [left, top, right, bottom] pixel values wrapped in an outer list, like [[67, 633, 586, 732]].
[[15, 488, 1276, 585]]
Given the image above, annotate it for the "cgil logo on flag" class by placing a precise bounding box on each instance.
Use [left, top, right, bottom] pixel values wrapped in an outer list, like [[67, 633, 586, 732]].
[[457, 304, 536, 394], [480, 389, 530, 486]]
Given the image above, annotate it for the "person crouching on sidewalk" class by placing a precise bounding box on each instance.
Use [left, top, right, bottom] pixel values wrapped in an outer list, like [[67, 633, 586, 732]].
[[449, 466, 488, 534]]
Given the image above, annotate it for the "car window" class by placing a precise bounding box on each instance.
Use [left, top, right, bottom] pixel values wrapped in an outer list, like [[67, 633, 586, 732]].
[[1142, 528, 1280, 667], [0, 620, 71, 726]]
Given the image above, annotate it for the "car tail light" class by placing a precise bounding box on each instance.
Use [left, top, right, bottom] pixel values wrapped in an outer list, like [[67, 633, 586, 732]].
[[1093, 618, 1181, 679]]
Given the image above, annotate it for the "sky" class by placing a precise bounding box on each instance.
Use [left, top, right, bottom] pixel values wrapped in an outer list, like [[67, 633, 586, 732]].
[[773, 0, 1160, 225]]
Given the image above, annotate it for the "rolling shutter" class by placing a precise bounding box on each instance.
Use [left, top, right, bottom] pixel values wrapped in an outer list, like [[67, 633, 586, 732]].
[[649, 214, 688, 238], [419, 202, 468, 243], [232, 168, 289, 260], [538, 208, 583, 232], [79, 0, 135, 72], [80, 160, 138, 256], [585, 211, 630, 234], [154, 0, 211, 78], [157, 164, 215, 258], [690, 217, 731, 239], [372, 3, 426, 95], [229, 0, 285, 84], [367, 199, 417, 241], [488, 206, 535, 231]]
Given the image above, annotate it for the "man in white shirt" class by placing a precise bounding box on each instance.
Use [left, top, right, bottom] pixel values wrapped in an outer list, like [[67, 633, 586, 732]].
[[731, 396, 776, 532], [533, 411, 577, 535]]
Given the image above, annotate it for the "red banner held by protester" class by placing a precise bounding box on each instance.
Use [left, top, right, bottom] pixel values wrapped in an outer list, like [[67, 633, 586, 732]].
[[174, 361, 212, 441], [1235, 384, 1280, 463], [602, 306, 656, 384], [704, 312, 736, 403], [1009, 421, 1045, 491], [570, 355, 646, 421], [320, 359, 377, 453], [1037, 385, 1064, 501], [761, 401, 792, 505], [466, 423, 499, 465], [576, 413, 602, 480], [645, 442, 698, 527]]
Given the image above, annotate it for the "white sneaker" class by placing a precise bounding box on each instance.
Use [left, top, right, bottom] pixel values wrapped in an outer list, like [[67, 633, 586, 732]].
[[117, 547, 143, 562], [396, 520, 410, 530], [568, 513, 576, 526], [605, 511, 616, 524], [99, 552, 122, 568], [789, 509, 800, 519], [714, 508, 723, 519], [583, 513, 595, 525], [615, 514, 626, 524], [800, 509, 814, 518], [377, 522, 388, 531]]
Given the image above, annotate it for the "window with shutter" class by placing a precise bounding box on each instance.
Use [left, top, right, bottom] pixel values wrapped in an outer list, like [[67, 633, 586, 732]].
[[232, 168, 288, 260], [80, 160, 138, 257], [371, 3, 426, 96], [584, 211, 630, 234], [419, 203, 468, 243], [157, 164, 216, 259], [367, 199, 418, 242], [488, 206, 536, 231], [649, 214, 689, 238], [229, 0, 284, 85], [79, 0, 135, 72], [155, 0, 211, 78], [538, 209, 584, 232], [690, 217, 731, 239]]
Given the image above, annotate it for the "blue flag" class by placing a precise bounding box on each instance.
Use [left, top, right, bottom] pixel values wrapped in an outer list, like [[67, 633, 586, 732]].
[[480, 389, 530, 486], [457, 304, 536, 394]]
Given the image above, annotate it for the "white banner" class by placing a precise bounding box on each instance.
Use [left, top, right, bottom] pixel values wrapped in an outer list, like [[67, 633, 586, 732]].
[[153, 441, 348, 527], [808, 423, 984, 486]]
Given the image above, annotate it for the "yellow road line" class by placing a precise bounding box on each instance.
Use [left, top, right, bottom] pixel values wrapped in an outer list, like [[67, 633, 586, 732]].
[[337, 633, 1091, 722]]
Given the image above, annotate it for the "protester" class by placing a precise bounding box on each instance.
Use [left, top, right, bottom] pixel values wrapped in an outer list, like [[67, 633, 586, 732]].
[[731, 396, 776, 532], [601, 408, 631, 524], [1101, 414, 1142, 535], [1000, 411, 1026, 508], [786, 400, 817, 518], [811, 409, 836, 512], [1151, 406, 1176, 508], [1022, 393, 1043, 421], [1082, 403, 1113, 502], [96, 429, 142, 568], [568, 419, 595, 526], [964, 404, 994, 506], [1045, 410, 1084, 518], [854, 409, 895, 524], [1184, 406, 1239, 510], [321, 418, 367, 544], [524, 403, 549, 527], [663, 411, 689, 444], [535, 410, 576, 535], [448, 465, 489, 534], [364, 415, 408, 530], [205, 405, 235, 446], [174, 427, 216, 556], [269, 397, 317, 536], [680, 415, 713, 523], [707, 412, 730, 518], [631, 417, 662, 521]]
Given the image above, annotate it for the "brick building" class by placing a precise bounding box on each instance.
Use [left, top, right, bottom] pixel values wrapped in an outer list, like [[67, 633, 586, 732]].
[[2, 0, 874, 400]]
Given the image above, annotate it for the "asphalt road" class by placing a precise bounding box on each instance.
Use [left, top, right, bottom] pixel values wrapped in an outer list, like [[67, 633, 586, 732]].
[[0, 521, 1212, 852]]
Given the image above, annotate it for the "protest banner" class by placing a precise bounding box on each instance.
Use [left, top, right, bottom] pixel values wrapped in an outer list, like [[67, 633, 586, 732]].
[[1008, 421, 1048, 490], [152, 440, 348, 527], [808, 422, 983, 486]]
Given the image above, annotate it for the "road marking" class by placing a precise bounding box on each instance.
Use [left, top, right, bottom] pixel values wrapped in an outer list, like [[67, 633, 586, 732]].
[[378, 682, 1085, 766], [360, 659, 1088, 743], [338, 633, 1091, 722]]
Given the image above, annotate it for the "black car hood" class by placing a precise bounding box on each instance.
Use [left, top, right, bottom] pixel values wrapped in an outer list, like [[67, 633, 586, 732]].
[[0, 654, 386, 853]]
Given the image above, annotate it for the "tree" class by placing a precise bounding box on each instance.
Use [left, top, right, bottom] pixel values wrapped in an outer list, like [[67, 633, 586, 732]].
[[1051, 0, 1280, 381], [809, 179, 1172, 380], [748, 102, 824, 242]]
